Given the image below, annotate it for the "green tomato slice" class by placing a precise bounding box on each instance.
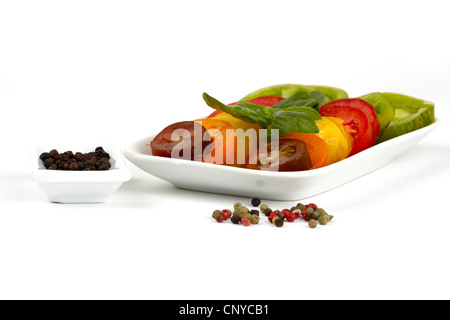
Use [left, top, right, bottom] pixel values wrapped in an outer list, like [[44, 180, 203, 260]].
[[358, 92, 395, 134], [375, 93, 435, 144], [241, 84, 348, 104]]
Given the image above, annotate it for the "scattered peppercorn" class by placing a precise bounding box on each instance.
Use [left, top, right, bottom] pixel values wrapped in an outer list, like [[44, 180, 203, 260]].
[[212, 210, 221, 219], [272, 216, 284, 227], [250, 209, 259, 216], [211, 200, 333, 228], [283, 209, 296, 222], [268, 211, 279, 223], [260, 204, 270, 213], [217, 215, 226, 223], [318, 215, 329, 225], [277, 210, 286, 221], [292, 209, 301, 219], [241, 216, 251, 226], [221, 209, 231, 220], [263, 208, 272, 217], [251, 198, 262, 207], [231, 214, 241, 224], [39, 147, 111, 171], [308, 219, 318, 228], [239, 207, 250, 215], [250, 214, 260, 225]]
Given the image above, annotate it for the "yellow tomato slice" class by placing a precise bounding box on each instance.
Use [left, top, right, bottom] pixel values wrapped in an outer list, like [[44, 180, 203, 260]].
[[326, 117, 354, 159], [315, 117, 352, 165], [211, 112, 262, 132]]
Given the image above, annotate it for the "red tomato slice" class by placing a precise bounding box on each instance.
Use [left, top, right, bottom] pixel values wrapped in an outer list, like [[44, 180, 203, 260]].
[[323, 99, 380, 145], [207, 96, 284, 118], [319, 104, 373, 156]]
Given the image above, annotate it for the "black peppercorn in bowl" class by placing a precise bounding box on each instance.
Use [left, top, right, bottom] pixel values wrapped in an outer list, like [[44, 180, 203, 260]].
[[31, 144, 130, 203]]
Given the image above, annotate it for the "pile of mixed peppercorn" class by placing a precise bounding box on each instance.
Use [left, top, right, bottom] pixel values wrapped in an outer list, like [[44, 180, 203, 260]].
[[212, 198, 333, 228]]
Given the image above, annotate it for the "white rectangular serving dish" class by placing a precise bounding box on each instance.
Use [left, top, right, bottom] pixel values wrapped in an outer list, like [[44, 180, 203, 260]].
[[31, 143, 131, 203], [124, 121, 438, 201]]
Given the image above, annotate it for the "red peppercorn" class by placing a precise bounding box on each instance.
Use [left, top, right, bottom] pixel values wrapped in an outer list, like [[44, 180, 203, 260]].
[[306, 203, 318, 210], [216, 214, 225, 223], [221, 209, 231, 220], [283, 209, 296, 222], [268, 211, 280, 223], [241, 216, 251, 226]]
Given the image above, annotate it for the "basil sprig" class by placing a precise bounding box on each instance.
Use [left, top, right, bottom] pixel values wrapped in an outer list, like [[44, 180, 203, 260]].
[[202, 90, 324, 136]]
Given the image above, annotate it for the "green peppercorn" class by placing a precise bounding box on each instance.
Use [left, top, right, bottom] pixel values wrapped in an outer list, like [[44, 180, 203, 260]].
[[297, 203, 305, 210], [318, 215, 329, 225], [313, 210, 321, 220], [308, 219, 318, 228], [290, 206, 298, 213], [305, 207, 315, 214], [250, 214, 260, 224], [212, 210, 221, 219], [244, 212, 252, 220], [260, 204, 269, 213], [234, 202, 243, 211], [316, 208, 326, 216], [240, 206, 250, 215]]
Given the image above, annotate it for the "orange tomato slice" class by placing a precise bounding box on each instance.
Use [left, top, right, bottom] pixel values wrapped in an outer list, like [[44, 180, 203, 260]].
[[281, 132, 328, 169], [211, 112, 262, 162], [194, 118, 235, 165]]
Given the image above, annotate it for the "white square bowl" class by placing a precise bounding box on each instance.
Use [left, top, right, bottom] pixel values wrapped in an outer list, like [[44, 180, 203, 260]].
[[124, 121, 438, 201], [31, 144, 131, 203]]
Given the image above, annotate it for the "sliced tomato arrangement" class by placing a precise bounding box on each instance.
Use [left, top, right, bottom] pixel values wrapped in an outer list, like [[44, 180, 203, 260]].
[[319, 103, 373, 156], [207, 96, 284, 118]]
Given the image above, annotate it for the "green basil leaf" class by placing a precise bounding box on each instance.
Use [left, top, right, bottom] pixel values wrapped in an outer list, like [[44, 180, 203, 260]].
[[202, 93, 272, 127], [282, 106, 322, 120], [308, 90, 327, 110], [272, 89, 326, 111], [203, 92, 320, 135], [268, 110, 320, 136], [272, 90, 316, 109]]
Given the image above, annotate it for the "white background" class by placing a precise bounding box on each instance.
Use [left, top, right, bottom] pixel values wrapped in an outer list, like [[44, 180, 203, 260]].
[[1, 0, 449, 300]]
